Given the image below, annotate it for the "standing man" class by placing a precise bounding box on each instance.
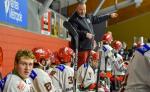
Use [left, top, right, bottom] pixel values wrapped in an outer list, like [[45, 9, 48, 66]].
[[68, 1, 118, 68]]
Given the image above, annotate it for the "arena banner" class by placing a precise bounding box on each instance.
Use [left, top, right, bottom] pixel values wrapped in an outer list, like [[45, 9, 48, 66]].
[[41, 11, 51, 36], [0, 0, 28, 28]]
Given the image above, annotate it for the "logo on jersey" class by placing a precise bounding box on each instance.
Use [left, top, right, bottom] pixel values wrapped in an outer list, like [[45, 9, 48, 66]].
[[17, 81, 26, 91], [44, 82, 52, 91]]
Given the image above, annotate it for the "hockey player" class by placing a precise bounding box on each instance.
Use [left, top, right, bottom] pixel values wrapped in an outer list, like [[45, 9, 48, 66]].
[[77, 50, 109, 92], [32, 47, 50, 70], [0, 49, 36, 92], [31, 47, 55, 92], [112, 40, 128, 74], [50, 47, 74, 92], [124, 43, 150, 92], [45, 49, 55, 73], [111, 40, 127, 91], [97, 32, 118, 91], [77, 51, 98, 91], [100, 32, 114, 78], [46, 51, 61, 77]]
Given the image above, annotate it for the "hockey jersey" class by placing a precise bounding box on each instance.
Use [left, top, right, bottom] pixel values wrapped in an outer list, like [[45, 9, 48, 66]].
[[100, 44, 115, 71], [29, 68, 55, 92], [112, 53, 126, 76], [50, 64, 74, 92], [0, 73, 35, 92], [77, 63, 95, 89], [125, 44, 150, 92]]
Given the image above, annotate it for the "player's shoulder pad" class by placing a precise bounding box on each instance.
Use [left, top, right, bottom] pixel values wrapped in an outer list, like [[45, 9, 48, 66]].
[[136, 44, 150, 55], [103, 46, 107, 52], [83, 63, 89, 68], [0, 75, 8, 91], [56, 64, 65, 72], [103, 45, 113, 52], [30, 70, 37, 80]]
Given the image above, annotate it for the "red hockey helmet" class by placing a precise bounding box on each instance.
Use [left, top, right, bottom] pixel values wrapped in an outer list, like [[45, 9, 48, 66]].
[[32, 47, 50, 62], [102, 32, 113, 43], [90, 51, 100, 60], [58, 47, 74, 63], [51, 52, 61, 65], [112, 40, 122, 51], [46, 49, 55, 62]]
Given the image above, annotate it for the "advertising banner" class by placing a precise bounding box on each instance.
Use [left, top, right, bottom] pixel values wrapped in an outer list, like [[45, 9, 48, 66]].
[[0, 0, 28, 28]]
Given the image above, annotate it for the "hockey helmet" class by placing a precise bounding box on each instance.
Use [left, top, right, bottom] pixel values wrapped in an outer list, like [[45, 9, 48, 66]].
[[46, 49, 55, 62], [112, 40, 122, 51], [51, 52, 61, 65], [90, 51, 99, 60], [102, 32, 113, 43], [58, 47, 74, 63], [32, 47, 50, 62]]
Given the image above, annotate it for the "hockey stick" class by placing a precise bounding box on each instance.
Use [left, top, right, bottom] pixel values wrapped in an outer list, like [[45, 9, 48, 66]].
[[79, 52, 91, 90], [96, 41, 103, 92], [63, 21, 78, 92]]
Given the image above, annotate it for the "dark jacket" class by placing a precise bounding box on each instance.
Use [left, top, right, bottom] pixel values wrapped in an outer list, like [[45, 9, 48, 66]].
[[69, 12, 110, 52]]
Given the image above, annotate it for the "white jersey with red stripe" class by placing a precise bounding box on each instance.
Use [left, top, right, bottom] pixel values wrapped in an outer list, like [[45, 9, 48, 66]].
[[50, 64, 74, 92], [29, 68, 55, 92], [0, 73, 35, 92], [77, 63, 96, 88], [100, 44, 114, 71]]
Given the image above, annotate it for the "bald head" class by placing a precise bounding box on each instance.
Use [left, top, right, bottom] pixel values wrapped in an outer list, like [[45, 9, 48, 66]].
[[76, 3, 86, 17]]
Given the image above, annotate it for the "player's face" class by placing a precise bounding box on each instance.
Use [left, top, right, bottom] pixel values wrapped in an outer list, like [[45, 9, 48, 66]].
[[77, 4, 86, 17], [92, 60, 98, 68], [15, 57, 34, 79]]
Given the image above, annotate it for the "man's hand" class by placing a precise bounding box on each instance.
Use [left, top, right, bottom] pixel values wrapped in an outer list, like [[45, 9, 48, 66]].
[[86, 33, 94, 39], [110, 13, 118, 18]]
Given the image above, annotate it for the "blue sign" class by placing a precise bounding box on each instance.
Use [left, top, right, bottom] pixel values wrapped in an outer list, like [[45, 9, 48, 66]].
[[0, 0, 28, 28]]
